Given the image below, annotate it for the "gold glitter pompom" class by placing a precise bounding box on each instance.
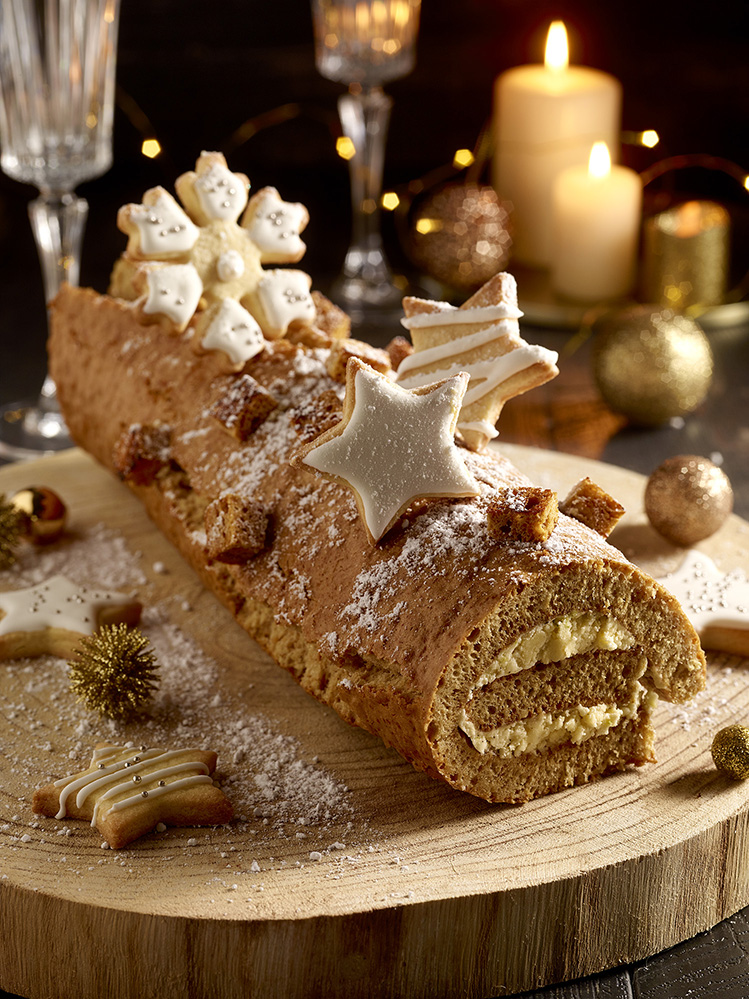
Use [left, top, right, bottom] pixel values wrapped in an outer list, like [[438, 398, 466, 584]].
[[68, 624, 160, 720], [0, 492, 22, 569], [11, 486, 67, 545], [711, 725, 749, 780], [645, 454, 733, 546], [592, 306, 713, 425], [408, 184, 513, 291]]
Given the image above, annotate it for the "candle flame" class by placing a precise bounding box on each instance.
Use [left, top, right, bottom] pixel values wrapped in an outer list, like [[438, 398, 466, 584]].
[[588, 141, 611, 179], [545, 21, 569, 72]]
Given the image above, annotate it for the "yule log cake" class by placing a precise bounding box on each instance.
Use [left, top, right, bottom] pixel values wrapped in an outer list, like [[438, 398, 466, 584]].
[[48, 153, 705, 804]]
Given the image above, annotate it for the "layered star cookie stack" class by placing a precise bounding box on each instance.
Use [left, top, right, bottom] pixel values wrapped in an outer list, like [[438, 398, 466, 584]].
[[47, 155, 706, 804]]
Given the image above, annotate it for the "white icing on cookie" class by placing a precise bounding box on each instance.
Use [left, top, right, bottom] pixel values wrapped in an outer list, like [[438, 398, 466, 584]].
[[143, 264, 203, 328], [194, 163, 248, 222], [0, 574, 134, 638], [201, 299, 265, 366], [257, 269, 315, 333], [400, 302, 523, 329], [658, 550, 749, 635], [244, 190, 307, 258], [131, 191, 199, 256], [301, 364, 480, 543], [53, 746, 213, 824], [216, 249, 246, 282]]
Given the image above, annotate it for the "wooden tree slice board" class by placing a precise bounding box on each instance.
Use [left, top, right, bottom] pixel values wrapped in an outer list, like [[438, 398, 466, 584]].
[[1, 445, 748, 999]]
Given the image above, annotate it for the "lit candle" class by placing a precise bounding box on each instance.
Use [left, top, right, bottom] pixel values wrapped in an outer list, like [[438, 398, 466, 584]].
[[550, 141, 642, 301], [492, 21, 621, 267]]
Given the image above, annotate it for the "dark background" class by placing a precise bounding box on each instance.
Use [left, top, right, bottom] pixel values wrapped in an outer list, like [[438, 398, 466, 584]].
[[1, 0, 748, 405]]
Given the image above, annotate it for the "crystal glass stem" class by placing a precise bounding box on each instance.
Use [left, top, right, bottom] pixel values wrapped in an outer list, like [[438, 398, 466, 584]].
[[335, 85, 402, 310], [28, 190, 88, 408]]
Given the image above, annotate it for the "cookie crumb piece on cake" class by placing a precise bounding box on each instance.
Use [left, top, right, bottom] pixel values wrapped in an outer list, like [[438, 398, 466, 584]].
[[113, 423, 172, 486], [487, 487, 559, 543], [291, 390, 343, 443], [325, 338, 391, 384], [204, 494, 268, 563], [560, 477, 625, 538], [386, 335, 414, 371], [210, 374, 278, 442]]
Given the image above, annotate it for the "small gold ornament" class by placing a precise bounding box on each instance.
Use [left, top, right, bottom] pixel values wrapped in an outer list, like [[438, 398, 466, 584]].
[[68, 623, 160, 720], [645, 455, 733, 546], [591, 306, 713, 425], [408, 183, 513, 291], [0, 493, 22, 569], [711, 725, 749, 780], [11, 486, 68, 545]]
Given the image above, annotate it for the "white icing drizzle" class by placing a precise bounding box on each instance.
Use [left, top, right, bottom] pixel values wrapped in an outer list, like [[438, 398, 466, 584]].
[[216, 249, 246, 282], [257, 269, 315, 332], [458, 420, 499, 440], [131, 191, 199, 256], [400, 302, 523, 330], [244, 190, 307, 258], [0, 574, 134, 638], [143, 264, 203, 327], [658, 549, 749, 635], [194, 163, 248, 221], [52, 746, 213, 824], [201, 298, 265, 365], [399, 337, 558, 407]]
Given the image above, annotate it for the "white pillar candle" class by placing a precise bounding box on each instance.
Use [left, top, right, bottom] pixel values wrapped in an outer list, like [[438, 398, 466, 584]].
[[492, 21, 621, 267], [550, 141, 642, 301]]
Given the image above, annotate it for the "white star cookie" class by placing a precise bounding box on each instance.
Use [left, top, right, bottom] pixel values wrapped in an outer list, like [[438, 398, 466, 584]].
[[117, 187, 199, 259], [658, 550, 749, 657], [175, 151, 250, 225], [396, 273, 559, 452], [250, 269, 316, 339], [241, 187, 309, 263], [0, 574, 142, 659], [194, 298, 265, 370], [137, 263, 204, 332], [33, 743, 233, 849], [292, 358, 480, 543]]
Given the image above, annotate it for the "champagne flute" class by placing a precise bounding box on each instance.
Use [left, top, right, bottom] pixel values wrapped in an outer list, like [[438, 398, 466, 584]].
[[0, 0, 120, 460], [311, 0, 421, 326]]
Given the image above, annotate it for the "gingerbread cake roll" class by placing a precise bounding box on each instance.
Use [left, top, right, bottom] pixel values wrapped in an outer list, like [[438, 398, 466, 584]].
[[49, 282, 705, 804]]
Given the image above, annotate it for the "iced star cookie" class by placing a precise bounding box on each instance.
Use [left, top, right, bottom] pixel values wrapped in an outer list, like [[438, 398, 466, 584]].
[[193, 298, 266, 370], [0, 574, 142, 659], [241, 186, 309, 263], [133, 262, 204, 332], [174, 150, 250, 226], [657, 550, 749, 657], [396, 273, 559, 452], [117, 187, 200, 260], [33, 743, 233, 849], [292, 358, 480, 543]]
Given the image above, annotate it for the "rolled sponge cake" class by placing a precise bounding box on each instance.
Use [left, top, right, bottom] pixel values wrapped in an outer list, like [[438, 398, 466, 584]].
[[49, 284, 705, 803]]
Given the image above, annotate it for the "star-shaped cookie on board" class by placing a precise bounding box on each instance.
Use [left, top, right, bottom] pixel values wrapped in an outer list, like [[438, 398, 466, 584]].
[[395, 272, 559, 452], [291, 358, 480, 543], [0, 574, 142, 659], [33, 743, 233, 849]]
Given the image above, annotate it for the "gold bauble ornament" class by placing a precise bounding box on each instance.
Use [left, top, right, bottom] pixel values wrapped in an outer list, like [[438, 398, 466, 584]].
[[591, 306, 713, 425], [408, 183, 513, 291], [11, 486, 67, 544], [0, 492, 22, 569], [711, 725, 749, 780], [645, 455, 733, 546]]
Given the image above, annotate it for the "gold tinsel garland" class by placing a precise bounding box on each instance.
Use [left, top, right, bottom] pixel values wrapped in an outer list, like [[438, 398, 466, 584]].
[[68, 624, 160, 720]]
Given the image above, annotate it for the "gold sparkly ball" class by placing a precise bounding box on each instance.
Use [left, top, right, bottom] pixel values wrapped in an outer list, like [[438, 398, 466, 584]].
[[11, 486, 68, 544], [711, 725, 749, 780], [645, 454, 733, 546], [591, 306, 713, 425], [408, 183, 513, 291]]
